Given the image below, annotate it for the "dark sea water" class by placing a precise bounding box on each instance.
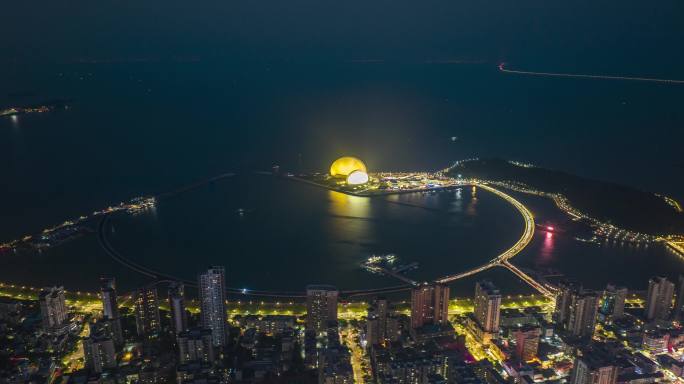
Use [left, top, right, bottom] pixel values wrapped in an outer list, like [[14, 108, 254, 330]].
[[0, 174, 682, 297], [1, 0, 683, 296], [105, 176, 524, 292], [0, 176, 525, 293]]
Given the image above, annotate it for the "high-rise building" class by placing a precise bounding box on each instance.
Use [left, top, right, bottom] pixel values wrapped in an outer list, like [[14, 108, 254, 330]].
[[675, 276, 684, 320], [473, 280, 501, 334], [366, 314, 380, 346], [554, 280, 599, 338], [366, 297, 389, 346], [168, 282, 188, 335], [39, 286, 68, 332], [83, 331, 117, 373], [567, 292, 599, 339], [569, 356, 618, 384], [199, 266, 228, 347], [410, 283, 450, 329], [177, 328, 215, 364], [101, 278, 118, 319], [645, 276, 674, 321], [599, 284, 627, 323], [134, 286, 161, 336], [513, 326, 541, 362], [554, 280, 582, 325], [375, 297, 388, 342], [100, 277, 123, 346], [306, 285, 339, 333]]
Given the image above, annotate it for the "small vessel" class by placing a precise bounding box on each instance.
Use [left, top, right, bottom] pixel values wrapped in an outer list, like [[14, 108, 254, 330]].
[[536, 223, 565, 233]]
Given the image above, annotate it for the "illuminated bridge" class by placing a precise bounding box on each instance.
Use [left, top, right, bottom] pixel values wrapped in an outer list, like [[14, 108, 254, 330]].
[[436, 183, 556, 298]]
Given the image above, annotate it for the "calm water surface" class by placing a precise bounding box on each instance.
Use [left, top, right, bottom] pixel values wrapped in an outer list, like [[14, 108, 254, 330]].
[[1, 175, 682, 296]]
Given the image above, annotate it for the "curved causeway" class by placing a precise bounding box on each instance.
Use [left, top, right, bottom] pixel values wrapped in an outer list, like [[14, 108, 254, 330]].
[[435, 182, 553, 297]]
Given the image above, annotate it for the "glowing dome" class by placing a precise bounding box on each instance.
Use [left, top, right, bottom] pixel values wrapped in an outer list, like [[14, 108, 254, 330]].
[[347, 170, 369, 185], [330, 157, 367, 178]]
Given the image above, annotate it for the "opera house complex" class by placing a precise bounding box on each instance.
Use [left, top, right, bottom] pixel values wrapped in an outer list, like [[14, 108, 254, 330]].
[[329, 156, 370, 185]]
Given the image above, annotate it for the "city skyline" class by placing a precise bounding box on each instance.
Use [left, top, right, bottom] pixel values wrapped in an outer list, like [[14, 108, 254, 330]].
[[2, 0, 684, 382]]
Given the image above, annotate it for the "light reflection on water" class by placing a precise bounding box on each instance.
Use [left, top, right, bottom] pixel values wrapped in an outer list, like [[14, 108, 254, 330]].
[[326, 190, 373, 253], [466, 186, 478, 216], [327, 190, 371, 219], [540, 231, 555, 261], [451, 188, 463, 213]]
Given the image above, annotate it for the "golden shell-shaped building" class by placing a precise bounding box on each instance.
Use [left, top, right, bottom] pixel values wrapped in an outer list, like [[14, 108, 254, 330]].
[[330, 157, 367, 178]]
